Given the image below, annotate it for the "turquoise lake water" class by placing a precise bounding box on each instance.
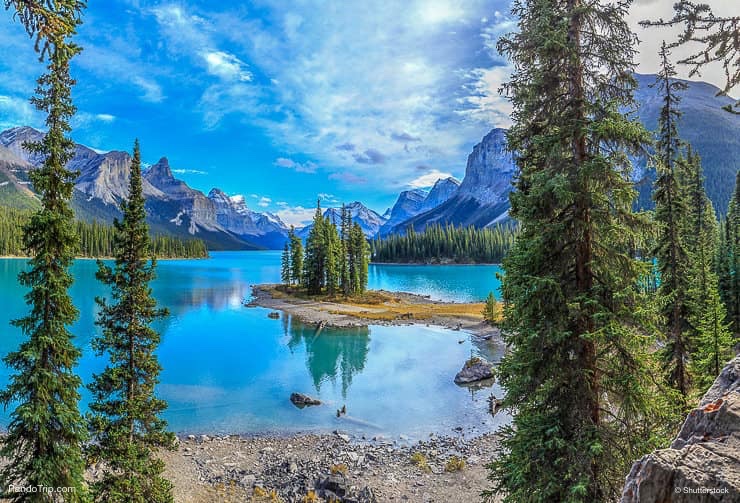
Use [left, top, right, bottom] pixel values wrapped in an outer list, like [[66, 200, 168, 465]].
[[0, 251, 506, 438]]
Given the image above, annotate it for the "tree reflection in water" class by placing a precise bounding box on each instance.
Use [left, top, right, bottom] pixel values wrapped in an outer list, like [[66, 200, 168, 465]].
[[284, 316, 370, 398]]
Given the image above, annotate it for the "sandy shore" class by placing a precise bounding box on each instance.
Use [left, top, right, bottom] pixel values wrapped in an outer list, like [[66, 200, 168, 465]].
[[247, 284, 501, 339]]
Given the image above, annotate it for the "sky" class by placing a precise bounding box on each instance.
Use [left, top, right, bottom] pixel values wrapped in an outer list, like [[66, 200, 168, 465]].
[[0, 0, 733, 226]]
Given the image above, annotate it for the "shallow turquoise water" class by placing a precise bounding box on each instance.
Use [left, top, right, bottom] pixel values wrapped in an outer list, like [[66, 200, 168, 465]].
[[369, 263, 502, 302], [0, 252, 506, 438]]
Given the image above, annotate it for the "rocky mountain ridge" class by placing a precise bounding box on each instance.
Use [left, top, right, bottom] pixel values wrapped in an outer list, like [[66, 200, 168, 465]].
[[0, 126, 288, 250]]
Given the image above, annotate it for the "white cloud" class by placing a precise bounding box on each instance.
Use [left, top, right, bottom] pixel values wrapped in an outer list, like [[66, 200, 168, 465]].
[[276, 205, 316, 227], [407, 169, 455, 189], [202, 51, 252, 82], [162, 0, 511, 189], [171, 168, 208, 175], [95, 113, 116, 122], [257, 196, 272, 207], [0, 94, 41, 129], [274, 157, 318, 173]]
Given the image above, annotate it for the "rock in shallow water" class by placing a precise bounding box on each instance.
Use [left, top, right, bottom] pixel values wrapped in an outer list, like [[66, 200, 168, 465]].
[[454, 357, 495, 385], [290, 392, 321, 408]]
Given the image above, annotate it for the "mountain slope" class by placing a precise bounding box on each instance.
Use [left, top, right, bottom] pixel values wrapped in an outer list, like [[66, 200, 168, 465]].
[[393, 128, 513, 233], [395, 75, 739, 234], [0, 127, 289, 249], [298, 201, 387, 239]]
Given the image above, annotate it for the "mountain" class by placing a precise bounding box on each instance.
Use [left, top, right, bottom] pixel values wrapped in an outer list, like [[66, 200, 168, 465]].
[[393, 75, 739, 234], [393, 128, 514, 233], [0, 143, 38, 210], [378, 177, 460, 237], [0, 127, 289, 250], [632, 73, 740, 215], [207, 189, 288, 249], [378, 189, 427, 237], [298, 201, 387, 239], [421, 177, 460, 211]]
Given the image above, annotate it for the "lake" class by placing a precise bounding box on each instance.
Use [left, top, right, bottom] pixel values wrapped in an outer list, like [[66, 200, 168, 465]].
[[0, 251, 506, 439]]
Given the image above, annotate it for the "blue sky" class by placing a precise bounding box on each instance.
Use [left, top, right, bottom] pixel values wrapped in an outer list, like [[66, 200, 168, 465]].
[[0, 0, 729, 225]]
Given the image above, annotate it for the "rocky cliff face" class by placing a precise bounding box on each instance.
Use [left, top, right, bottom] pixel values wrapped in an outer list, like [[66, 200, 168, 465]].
[[378, 189, 427, 237], [621, 356, 740, 502], [421, 177, 460, 212]]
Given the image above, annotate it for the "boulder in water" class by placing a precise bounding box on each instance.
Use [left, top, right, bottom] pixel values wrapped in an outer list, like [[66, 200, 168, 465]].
[[454, 357, 494, 385], [290, 392, 321, 408]]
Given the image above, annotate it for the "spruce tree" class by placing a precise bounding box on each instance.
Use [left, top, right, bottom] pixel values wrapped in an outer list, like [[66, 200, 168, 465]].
[[0, 6, 88, 500], [652, 41, 693, 397], [87, 140, 174, 503], [487, 0, 669, 500], [482, 292, 497, 324], [303, 200, 325, 294], [288, 226, 303, 286], [281, 242, 290, 285], [721, 172, 740, 332]]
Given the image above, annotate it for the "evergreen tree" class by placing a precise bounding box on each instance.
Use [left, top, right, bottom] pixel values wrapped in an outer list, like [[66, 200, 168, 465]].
[[652, 41, 693, 397], [353, 222, 369, 295], [288, 226, 303, 286], [0, 3, 89, 499], [691, 283, 733, 391], [339, 205, 351, 296], [281, 242, 290, 285], [482, 292, 498, 324], [720, 172, 740, 333], [487, 0, 669, 501], [303, 200, 325, 294], [87, 140, 174, 503], [323, 215, 341, 296]]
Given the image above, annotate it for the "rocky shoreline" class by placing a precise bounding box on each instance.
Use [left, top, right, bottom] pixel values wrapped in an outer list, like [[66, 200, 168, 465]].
[[161, 430, 502, 502], [247, 284, 501, 339]]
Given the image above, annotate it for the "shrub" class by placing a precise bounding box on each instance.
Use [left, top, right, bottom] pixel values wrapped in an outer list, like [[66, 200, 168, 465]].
[[445, 456, 466, 472]]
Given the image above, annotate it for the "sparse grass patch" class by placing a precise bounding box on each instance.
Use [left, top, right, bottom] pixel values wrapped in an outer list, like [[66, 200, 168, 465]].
[[330, 463, 348, 475], [301, 490, 320, 502], [251, 486, 283, 502], [445, 456, 466, 472], [410, 451, 431, 473]]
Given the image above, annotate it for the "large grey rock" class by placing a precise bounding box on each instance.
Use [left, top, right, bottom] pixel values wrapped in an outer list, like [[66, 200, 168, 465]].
[[454, 357, 495, 385], [620, 356, 740, 502]]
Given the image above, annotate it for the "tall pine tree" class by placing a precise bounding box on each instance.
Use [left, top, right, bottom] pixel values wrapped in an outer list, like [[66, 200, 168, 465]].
[[87, 140, 174, 503], [288, 226, 303, 286], [487, 0, 669, 500], [0, 3, 89, 499], [652, 41, 693, 397], [719, 172, 740, 333]]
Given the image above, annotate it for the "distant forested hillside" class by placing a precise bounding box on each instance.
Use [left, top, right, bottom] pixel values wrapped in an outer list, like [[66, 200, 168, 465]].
[[0, 206, 208, 258], [371, 223, 517, 264]]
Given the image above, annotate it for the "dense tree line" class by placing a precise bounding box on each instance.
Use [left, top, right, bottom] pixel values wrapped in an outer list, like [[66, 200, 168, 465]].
[[371, 223, 516, 264], [282, 201, 370, 296], [0, 206, 208, 258]]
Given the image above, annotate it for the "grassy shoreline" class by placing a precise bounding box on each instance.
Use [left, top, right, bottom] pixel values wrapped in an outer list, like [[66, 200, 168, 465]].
[[248, 284, 501, 337]]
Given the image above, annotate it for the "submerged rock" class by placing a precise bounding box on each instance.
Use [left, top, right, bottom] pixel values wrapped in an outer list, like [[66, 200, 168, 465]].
[[454, 357, 495, 385], [290, 392, 321, 408], [620, 356, 740, 502], [267, 311, 280, 319]]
